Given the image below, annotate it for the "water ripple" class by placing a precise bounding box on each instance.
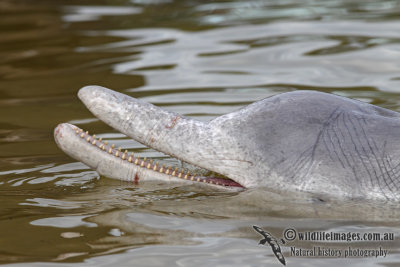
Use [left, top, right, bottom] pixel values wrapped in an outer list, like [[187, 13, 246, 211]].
[[1, 1, 400, 265], [74, 21, 400, 93]]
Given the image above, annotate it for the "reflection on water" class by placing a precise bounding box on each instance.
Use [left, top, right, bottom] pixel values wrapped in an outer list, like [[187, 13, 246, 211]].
[[97, 21, 400, 92], [1, 0, 400, 265]]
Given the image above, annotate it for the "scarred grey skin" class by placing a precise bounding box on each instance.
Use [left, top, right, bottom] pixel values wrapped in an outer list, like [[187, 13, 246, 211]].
[[55, 86, 400, 201]]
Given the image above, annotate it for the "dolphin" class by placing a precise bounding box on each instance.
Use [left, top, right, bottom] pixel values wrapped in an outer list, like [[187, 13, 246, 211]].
[[54, 86, 400, 201]]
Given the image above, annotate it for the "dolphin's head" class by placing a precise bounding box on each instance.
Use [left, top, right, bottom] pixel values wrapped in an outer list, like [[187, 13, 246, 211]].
[[54, 85, 251, 190]]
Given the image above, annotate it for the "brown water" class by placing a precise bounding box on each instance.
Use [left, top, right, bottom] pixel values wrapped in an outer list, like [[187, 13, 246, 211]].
[[1, 0, 400, 266]]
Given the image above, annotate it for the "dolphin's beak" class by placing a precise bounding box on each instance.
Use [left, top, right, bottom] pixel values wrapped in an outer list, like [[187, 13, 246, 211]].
[[55, 86, 244, 189]]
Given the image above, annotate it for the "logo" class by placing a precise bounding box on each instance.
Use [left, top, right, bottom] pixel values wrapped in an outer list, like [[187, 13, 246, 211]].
[[253, 225, 286, 266], [252, 226, 393, 265]]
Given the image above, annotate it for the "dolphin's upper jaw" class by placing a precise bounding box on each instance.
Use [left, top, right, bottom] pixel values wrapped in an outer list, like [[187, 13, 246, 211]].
[[54, 122, 244, 189]]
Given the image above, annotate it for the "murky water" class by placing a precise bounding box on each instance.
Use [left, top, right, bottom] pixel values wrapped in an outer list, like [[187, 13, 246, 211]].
[[1, 0, 400, 266]]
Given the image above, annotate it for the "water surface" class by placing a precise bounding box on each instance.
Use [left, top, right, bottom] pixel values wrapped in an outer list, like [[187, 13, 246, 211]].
[[1, 0, 400, 266]]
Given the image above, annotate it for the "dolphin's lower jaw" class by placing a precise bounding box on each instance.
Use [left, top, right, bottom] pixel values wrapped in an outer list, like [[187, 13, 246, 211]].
[[54, 123, 244, 189]]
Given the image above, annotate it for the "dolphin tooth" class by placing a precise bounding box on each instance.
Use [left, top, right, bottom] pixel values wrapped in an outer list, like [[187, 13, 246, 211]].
[[141, 157, 146, 167], [172, 167, 178, 176], [160, 164, 165, 173]]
